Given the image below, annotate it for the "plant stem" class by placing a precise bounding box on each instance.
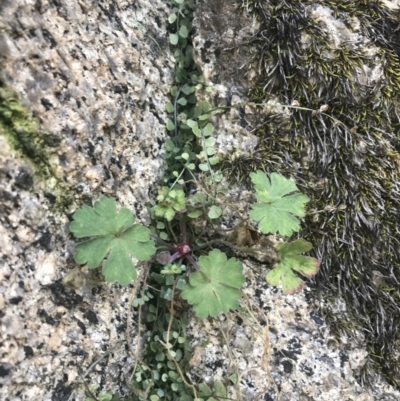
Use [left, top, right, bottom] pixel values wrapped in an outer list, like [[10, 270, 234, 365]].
[[180, 220, 187, 243], [173, 88, 181, 141], [151, 234, 172, 248], [169, 166, 186, 190]]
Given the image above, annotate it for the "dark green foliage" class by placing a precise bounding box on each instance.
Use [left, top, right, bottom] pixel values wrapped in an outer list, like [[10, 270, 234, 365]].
[[163, 0, 202, 188], [130, 273, 194, 401], [231, 0, 400, 387]]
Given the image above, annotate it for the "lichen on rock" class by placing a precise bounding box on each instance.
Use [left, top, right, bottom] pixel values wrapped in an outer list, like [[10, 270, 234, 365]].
[[193, 0, 400, 389]]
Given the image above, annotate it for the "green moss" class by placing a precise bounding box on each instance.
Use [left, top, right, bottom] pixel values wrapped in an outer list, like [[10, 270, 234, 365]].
[[0, 84, 51, 175], [226, 0, 400, 387], [0, 82, 73, 209]]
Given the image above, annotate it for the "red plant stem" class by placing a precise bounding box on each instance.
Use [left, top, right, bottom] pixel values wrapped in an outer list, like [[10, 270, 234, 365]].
[[169, 252, 181, 263]]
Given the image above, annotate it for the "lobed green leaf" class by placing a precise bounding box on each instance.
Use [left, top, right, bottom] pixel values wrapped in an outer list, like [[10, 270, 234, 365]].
[[249, 172, 309, 236], [181, 249, 245, 318], [71, 197, 156, 285], [266, 239, 320, 294]]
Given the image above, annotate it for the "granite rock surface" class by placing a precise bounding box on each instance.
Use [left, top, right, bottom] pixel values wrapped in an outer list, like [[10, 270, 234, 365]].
[[0, 0, 171, 400], [1, 1, 400, 401]]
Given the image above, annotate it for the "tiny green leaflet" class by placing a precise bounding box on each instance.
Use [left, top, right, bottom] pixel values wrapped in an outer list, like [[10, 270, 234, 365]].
[[181, 249, 245, 318], [208, 205, 222, 219], [267, 239, 320, 294], [154, 187, 186, 221], [70, 197, 156, 285], [249, 171, 310, 236], [197, 381, 227, 401]]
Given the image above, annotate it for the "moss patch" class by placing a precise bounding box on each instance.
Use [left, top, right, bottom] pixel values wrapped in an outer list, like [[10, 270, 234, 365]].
[[225, 0, 400, 387], [0, 84, 51, 175], [0, 82, 72, 209]]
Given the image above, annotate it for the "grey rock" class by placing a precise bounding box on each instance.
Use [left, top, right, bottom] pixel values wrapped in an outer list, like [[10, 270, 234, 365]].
[[1, 1, 400, 401]]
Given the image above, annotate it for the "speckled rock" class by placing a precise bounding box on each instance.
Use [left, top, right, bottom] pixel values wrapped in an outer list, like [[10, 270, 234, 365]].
[[192, 0, 260, 161], [0, 0, 173, 400], [2, 1, 400, 401], [0, 130, 146, 401], [0, 0, 172, 216]]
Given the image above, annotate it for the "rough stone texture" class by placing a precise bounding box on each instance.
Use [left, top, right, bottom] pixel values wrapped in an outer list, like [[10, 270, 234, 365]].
[[382, 0, 400, 9], [187, 264, 400, 400], [0, 0, 172, 400], [192, 0, 260, 161], [0, 134, 142, 401], [2, 1, 400, 401], [0, 0, 172, 216]]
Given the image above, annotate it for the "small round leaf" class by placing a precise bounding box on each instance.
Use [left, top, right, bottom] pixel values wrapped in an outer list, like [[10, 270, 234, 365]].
[[208, 205, 222, 219], [165, 102, 174, 113], [168, 13, 177, 23], [169, 34, 179, 45], [177, 97, 188, 106], [166, 119, 175, 131], [179, 25, 189, 38]]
